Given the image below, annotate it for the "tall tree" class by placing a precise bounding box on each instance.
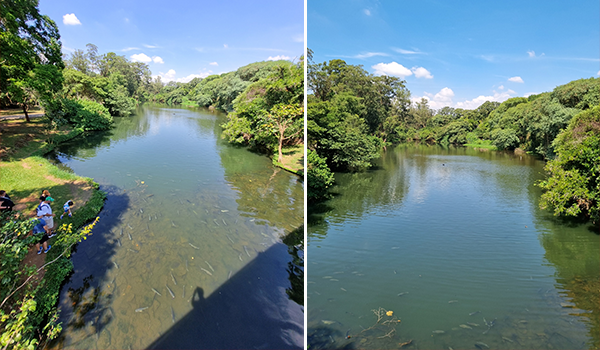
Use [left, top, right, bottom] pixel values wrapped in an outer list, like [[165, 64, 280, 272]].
[[0, 0, 64, 121]]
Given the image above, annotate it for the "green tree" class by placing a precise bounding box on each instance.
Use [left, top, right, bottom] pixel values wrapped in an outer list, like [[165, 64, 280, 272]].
[[307, 150, 334, 202], [538, 106, 600, 231], [0, 0, 64, 121]]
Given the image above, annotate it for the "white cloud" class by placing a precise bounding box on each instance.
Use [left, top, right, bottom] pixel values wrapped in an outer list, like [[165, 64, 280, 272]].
[[122, 47, 139, 52], [597, 70, 600, 76], [130, 53, 152, 63], [363, 9, 371, 15], [372, 62, 412, 78], [144, 44, 159, 49], [479, 55, 495, 62], [153, 69, 176, 82], [209, 62, 218, 66], [527, 50, 535, 58], [412, 87, 455, 109], [61, 45, 75, 53], [508, 76, 524, 83], [268, 55, 291, 61], [455, 90, 516, 109], [354, 52, 389, 59], [152, 56, 164, 64], [223, 44, 228, 49], [392, 47, 423, 55], [498, 85, 504, 90], [411, 66, 433, 79], [176, 73, 210, 83], [63, 13, 81, 25]]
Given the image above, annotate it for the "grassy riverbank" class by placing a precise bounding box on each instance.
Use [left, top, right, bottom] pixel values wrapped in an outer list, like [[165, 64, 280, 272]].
[[274, 145, 304, 175], [0, 117, 105, 348]]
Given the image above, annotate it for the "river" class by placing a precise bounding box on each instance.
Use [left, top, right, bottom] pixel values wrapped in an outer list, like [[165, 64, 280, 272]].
[[48, 105, 304, 349], [307, 145, 599, 350]]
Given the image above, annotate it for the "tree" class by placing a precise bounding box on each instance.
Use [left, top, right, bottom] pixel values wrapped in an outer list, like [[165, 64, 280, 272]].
[[262, 104, 303, 163], [538, 106, 600, 231], [0, 0, 64, 120]]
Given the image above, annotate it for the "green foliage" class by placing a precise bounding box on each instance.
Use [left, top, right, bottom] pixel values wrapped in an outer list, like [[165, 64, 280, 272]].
[[539, 106, 600, 222], [0, 0, 64, 115], [222, 59, 304, 156], [307, 150, 334, 202], [46, 97, 113, 131]]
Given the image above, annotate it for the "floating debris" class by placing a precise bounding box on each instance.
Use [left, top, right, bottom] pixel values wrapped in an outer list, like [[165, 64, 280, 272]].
[[221, 210, 229, 213], [459, 324, 472, 329], [474, 342, 489, 349], [213, 219, 219, 226], [135, 306, 148, 313], [466, 322, 479, 327], [502, 337, 514, 343], [171, 306, 175, 324], [244, 245, 250, 257], [189, 243, 200, 249], [113, 261, 119, 269], [222, 219, 227, 226], [128, 232, 132, 240], [200, 267, 213, 276], [151, 288, 162, 296], [397, 292, 408, 296], [170, 271, 177, 285], [226, 235, 235, 244], [432, 330, 445, 334], [228, 270, 232, 280], [469, 311, 481, 316]]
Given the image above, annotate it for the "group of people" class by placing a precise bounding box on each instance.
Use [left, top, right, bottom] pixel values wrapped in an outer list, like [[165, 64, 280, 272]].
[[0, 189, 75, 255]]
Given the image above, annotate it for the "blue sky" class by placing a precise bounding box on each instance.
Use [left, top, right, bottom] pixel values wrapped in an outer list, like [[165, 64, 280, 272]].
[[40, 0, 304, 83], [309, 0, 600, 109]]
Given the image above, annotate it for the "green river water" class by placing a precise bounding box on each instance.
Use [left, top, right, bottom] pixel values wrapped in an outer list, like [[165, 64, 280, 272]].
[[308, 145, 599, 350], [48, 105, 304, 349]]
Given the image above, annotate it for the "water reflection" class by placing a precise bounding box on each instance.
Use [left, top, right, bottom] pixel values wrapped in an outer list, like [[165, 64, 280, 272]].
[[308, 145, 598, 350], [49, 105, 303, 349]]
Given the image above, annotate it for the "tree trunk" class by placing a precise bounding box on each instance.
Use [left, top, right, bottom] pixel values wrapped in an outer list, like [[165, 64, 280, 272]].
[[278, 135, 284, 163], [22, 105, 30, 123]]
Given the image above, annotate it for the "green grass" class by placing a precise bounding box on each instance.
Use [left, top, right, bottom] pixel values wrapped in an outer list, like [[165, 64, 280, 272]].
[[0, 107, 44, 116], [273, 145, 304, 175]]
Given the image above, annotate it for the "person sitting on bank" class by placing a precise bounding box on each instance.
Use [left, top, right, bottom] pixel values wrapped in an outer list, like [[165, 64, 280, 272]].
[[36, 196, 56, 237], [0, 190, 14, 212], [33, 218, 52, 254]]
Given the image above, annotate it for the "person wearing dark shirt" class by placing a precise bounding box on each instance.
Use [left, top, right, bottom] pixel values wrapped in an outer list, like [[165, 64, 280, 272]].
[[0, 190, 14, 212]]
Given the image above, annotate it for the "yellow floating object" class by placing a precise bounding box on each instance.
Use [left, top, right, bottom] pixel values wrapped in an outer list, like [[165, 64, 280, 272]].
[[141, 181, 145, 184], [386, 311, 393, 316]]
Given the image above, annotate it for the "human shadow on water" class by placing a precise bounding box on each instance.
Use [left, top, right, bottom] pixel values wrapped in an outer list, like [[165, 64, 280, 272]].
[[147, 238, 304, 350]]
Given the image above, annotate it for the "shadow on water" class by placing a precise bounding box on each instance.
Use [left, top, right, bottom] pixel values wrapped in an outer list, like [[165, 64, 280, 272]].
[[308, 326, 354, 350], [146, 228, 304, 350], [49, 184, 130, 347]]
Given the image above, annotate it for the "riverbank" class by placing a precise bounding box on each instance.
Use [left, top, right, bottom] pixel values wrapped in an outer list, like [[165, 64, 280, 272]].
[[274, 144, 304, 175], [0, 116, 105, 347]]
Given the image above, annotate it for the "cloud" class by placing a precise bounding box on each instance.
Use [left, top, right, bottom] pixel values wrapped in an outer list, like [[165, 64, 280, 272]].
[[479, 55, 495, 62], [144, 44, 159, 49], [508, 76, 524, 83], [527, 50, 535, 58], [392, 47, 424, 55], [411, 66, 433, 79], [151, 56, 164, 64], [372, 62, 413, 78], [223, 44, 228, 49], [354, 52, 389, 59], [597, 70, 600, 76], [154, 69, 176, 82], [412, 87, 455, 109], [121, 47, 139, 52], [268, 55, 291, 61], [63, 13, 81, 25], [61, 45, 75, 53], [455, 90, 516, 109], [130, 53, 152, 63], [176, 73, 210, 83], [209, 62, 218, 66], [498, 85, 504, 90], [363, 9, 371, 16]]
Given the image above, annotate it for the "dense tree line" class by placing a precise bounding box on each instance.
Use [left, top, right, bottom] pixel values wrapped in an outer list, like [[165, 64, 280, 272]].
[[307, 51, 599, 228]]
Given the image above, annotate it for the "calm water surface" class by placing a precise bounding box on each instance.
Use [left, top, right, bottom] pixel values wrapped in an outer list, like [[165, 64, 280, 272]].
[[308, 145, 599, 350], [49, 105, 304, 349]]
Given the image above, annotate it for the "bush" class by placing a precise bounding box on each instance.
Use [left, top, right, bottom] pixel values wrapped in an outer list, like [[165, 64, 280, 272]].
[[60, 98, 113, 131], [307, 150, 335, 202]]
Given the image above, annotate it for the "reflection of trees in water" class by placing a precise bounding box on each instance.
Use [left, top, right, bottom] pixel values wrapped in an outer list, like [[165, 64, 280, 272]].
[[282, 225, 303, 306]]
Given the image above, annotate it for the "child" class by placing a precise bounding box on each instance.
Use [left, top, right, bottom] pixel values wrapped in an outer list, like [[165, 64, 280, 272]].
[[33, 218, 51, 254], [61, 200, 74, 219]]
